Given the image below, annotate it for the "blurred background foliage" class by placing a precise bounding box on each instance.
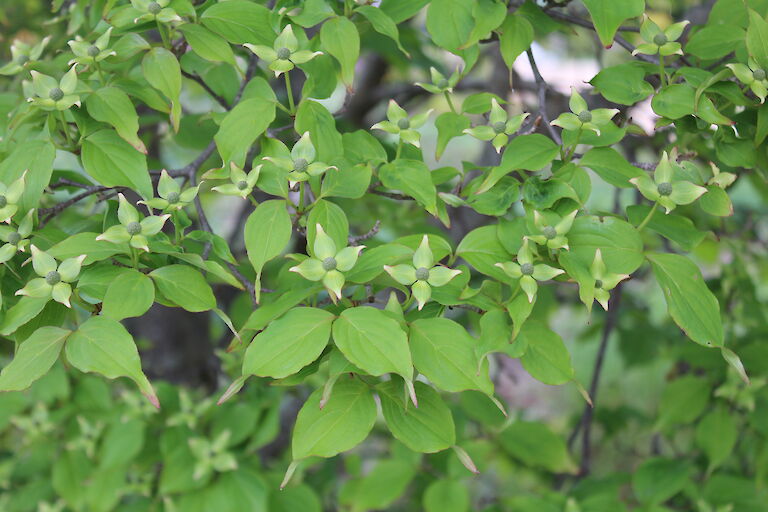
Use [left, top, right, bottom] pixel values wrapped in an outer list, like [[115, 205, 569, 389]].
[[0, 0, 767, 511]]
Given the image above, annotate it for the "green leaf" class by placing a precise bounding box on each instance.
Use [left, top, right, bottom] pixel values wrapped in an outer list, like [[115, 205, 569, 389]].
[[333, 307, 413, 382], [695, 406, 737, 472], [357, 6, 409, 57], [86, 87, 146, 154], [295, 100, 344, 162], [582, 0, 645, 48], [435, 112, 470, 160], [632, 457, 691, 505], [200, 0, 274, 45], [101, 269, 155, 320], [699, 185, 733, 217], [379, 159, 438, 215], [320, 164, 372, 199], [686, 25, 745, 60], [215, 91, 276, 167], [339, 459, 416, 511], [306, 199, 349, 256], [244, 200, 291, 300], [179, 24, 238, 68], [150, 265, 217, 313], [291, 377, 376, 459], [498, 14, 534, 70], [242, 307, 334, 379], [0, 326, 70, 391], [426, 0, 475, 52], [142, 48, 182, 131], [627, 205, 707, 251], [518, 322, 575, 386], [590, 62, 654, 105], [568, 215, 644, 274], [456, 225, 511, 282], [656, 375, 711, 430], [380, 0, 431, 24], [0, 139, 55, 213], [378, 380, 455, 453], [647, 253, 724, 347], [579, 147, 643, 188], [320, 16, 359, 87], [0, 297, 49, 337], [747, 9, 768, 72], [81, 129, 152, 199], [65, 316, 158, 407], [423, 479, 471, 512], [652, 84, 696, 119], [409, 317, 493, 394], [499, 421, 576, 473], [478, 134, 558, 194]]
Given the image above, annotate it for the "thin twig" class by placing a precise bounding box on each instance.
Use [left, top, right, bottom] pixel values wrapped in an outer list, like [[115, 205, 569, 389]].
[[568, 283, 623, 477], [181, 70, 229, 109], [349, 220, 381, 245], [526, 49, 563, 145]]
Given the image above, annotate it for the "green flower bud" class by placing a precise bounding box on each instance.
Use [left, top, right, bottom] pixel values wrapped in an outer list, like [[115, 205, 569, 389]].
[[7, 232, 21, 245], [236, 180, 249, 190], [754, 69, 766, 81], [437, 78, 449, 89], [577, 110, 592, 123], [415, 267, 430, 281], [397, 118, 410, 130], [166, 191, 180, 203], [87, 45, 100, 57], [322, 256, 337, 271], [653, 33, 668, 46], [657, 182, 673, 196], [543, 226, 557, 240], [520, 263, 534, 276], [147, 2, 162, 14], [45, 270, 61, 286], [126, 221, 142, 235], [0, 195, 6, 208], [277, 47, 292, 60], [595, 279, 603, 289], [49, 88, 64, 101], [17, 55, 30, 65], [293, 158, 308, 172], [492, 121, 507, 134]]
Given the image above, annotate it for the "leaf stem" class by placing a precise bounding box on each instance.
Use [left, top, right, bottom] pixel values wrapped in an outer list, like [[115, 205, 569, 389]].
[[444, 91, 457, 114], [637, 202, 659, 231], [395, 139, 403, 160], [157, 21, 170, 48], [58, 110, 73, 147], [284, 72, 295, 115], [658, 54, 667, 88]]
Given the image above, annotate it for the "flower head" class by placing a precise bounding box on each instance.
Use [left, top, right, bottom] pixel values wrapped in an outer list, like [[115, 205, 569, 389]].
[[15, 246, 86, 308], [372, 100, 432, 149], [495, 238, 564, 303], [551, 87, 618, 136], [188, 430, 238, 481], [528, 209, 577, 250], [263, 132, 335, 187], [383, 235, 462, 310], [211, 162, 261, 199], [244, 25, 322, 77], [132, 0, 181, 24], [463, 99, 529, 153], [415, 66, 461, 94], [68, 27, 116, 67], [96, 194, 170, 252], [0, 209, 34, 264], [26, 66, 80, 111], [633, 16, 689, 57], [289, 224, 364, 302], [629, 152, 707, 213], [141, 170, 199, 211], [0, 36, 50, 76], [0, 171, 27, 224], [727, 58, 768, 103], [582, 249, 630, 312]]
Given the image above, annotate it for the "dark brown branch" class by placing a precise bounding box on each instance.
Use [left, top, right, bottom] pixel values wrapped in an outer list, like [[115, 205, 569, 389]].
[[526, 49, 563, 145], [181, 70, 229, 109], [349, 220, 381, 246]]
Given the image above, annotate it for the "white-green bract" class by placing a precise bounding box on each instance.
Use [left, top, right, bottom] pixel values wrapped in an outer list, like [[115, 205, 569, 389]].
[[0, 0, 762, 510]]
